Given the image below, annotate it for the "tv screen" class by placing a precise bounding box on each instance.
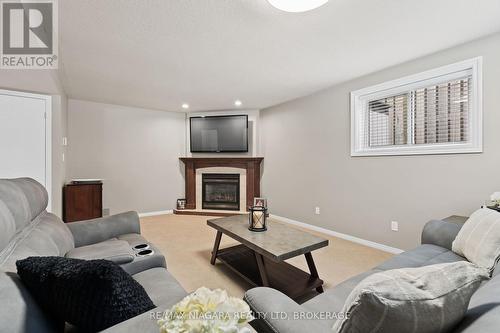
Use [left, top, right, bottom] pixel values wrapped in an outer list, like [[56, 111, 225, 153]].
[[190, 115, 248, 153]]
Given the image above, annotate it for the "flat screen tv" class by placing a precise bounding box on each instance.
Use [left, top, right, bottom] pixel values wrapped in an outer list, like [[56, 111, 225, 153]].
[[190, 115, 248, 153]]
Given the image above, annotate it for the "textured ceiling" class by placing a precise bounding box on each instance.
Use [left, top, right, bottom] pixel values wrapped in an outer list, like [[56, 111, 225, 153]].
[[59, 0, 500, 112]]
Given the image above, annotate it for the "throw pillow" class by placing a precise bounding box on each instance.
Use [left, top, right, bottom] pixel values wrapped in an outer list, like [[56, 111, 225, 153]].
[[16, 256, 155, 332], [332, 261, 488, 333], [452, 208, 500, 273]]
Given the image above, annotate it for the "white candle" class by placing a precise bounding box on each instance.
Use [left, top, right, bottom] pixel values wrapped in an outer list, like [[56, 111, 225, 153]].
[[253, 211, 263, 229]]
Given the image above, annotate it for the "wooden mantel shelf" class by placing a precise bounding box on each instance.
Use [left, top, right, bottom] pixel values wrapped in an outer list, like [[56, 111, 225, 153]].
[[179, 157, 264, 163], [179, 157, 264, 211]]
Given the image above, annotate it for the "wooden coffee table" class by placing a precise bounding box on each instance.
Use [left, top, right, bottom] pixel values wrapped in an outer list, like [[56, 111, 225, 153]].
[[207, 215, 329, 300]]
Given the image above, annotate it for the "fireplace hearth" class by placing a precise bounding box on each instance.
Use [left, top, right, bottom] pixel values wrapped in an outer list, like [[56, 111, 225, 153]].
[[202, 174, 240, 211]]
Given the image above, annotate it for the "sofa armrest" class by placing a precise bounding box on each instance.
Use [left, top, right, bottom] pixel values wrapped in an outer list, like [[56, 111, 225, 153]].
[[67, 211, 141, 248], [421, 219, 464, 251], [244, 287, 329, 333]]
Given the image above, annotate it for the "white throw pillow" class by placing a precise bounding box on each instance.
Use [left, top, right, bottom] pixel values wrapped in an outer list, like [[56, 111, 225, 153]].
[[452, 208, 500, 273]]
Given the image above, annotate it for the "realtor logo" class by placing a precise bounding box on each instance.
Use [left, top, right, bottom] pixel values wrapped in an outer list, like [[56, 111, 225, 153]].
[[1, 0, 58, 68]]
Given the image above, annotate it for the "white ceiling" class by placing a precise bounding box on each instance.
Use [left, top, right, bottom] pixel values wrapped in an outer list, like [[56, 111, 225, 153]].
[[60, 0, 500, 112]]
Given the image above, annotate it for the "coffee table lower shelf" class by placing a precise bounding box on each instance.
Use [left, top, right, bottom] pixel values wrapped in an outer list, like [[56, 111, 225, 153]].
[[215, 244, 323, 300]]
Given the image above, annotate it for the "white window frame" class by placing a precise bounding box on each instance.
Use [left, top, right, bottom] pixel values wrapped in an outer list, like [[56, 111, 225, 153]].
[[350, 57, 483, 156]]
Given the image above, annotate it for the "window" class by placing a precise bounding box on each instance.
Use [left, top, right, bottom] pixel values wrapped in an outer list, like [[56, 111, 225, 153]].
[[351, 57, 482, 156]]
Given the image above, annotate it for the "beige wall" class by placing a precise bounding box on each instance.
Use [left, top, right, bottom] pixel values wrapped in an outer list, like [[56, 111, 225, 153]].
[[260, 33, 500, 250], [67, 99, 186, 215]]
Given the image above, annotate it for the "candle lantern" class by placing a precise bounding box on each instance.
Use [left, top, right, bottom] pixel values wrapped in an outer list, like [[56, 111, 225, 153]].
[[248, 206, 267, 232]]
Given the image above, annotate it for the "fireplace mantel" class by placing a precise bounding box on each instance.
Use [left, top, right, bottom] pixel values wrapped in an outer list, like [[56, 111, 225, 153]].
[[179, 157, 264, 212], [179, 157, 264, 165]]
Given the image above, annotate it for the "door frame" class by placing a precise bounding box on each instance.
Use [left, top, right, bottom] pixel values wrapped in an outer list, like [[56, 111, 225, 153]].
[[0, 89, 52, 212]]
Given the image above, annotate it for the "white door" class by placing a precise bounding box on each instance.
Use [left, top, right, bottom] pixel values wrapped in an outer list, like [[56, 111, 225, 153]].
[[0, 90, 51, 208]]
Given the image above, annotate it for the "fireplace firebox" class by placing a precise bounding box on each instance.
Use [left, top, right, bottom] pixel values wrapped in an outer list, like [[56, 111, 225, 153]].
[[202, 174, 240, 211]]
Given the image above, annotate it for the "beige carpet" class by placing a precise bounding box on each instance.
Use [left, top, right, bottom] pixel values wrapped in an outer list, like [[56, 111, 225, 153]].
[[140, 214, 393, 300]]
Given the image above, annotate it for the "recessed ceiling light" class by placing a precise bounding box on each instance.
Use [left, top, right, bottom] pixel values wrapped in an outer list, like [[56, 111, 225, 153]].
[[267, 0, 328, 13], [182, 103, 189, 109], [234, 100, 242, 107]]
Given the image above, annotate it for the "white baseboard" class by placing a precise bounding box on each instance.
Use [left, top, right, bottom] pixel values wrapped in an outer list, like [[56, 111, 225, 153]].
[[270, 214, 403, 254], [138, 210, 173, 218]]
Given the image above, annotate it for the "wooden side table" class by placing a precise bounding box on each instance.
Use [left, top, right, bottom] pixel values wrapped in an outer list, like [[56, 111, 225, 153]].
[[63, 182, 103, 222]]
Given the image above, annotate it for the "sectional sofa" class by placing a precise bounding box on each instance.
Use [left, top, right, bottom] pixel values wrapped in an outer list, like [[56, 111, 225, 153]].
[[0, 178, 187, 332], [244, 217, 500, 332]]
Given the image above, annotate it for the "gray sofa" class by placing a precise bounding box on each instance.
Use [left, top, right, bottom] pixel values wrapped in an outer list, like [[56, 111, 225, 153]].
[[245, 218, 500, 333], [0, 178, 187, 332]]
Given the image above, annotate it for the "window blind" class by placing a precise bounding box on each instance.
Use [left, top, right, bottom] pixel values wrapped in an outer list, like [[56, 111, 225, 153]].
[[367, 76, 471, 148], [369, 94, 408, 147]]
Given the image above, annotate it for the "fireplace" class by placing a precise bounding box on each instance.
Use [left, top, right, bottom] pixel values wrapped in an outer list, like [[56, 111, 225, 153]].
[[202, 174, 240, 211], [176, 157, 263, 216]]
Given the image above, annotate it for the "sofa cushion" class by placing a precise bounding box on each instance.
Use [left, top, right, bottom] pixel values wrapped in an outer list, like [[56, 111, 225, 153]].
[[0, 200, 16, 252], [243, 287, 328, 333], [118, 233, 150, 246], [332, 262, 489, 333], [375, 244, 465, 271], [16, 256, 156, 332], [67, 212, 141, 248], [100, 310, 161, 333], [132, 267, 188, 307], [455, 273, 500, 333], [5, 178, 48, 220], [421, 219, 464, 251], [302, 269, 382, 328], [101, 268, 189, 332], [0, 271, 59, 333], [0, 178, 49, 251], [0, 212, 75, 273], [66, 239, 134, 264], [452, 208, 500, 273]]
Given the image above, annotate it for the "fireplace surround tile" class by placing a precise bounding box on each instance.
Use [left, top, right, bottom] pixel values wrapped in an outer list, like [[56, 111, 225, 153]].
[[196, 167, 247, 211]]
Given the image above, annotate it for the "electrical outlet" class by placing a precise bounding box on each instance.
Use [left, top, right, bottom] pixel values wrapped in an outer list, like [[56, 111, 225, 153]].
[[391, 221, 399, 232], [315, 207, 321, 215]]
